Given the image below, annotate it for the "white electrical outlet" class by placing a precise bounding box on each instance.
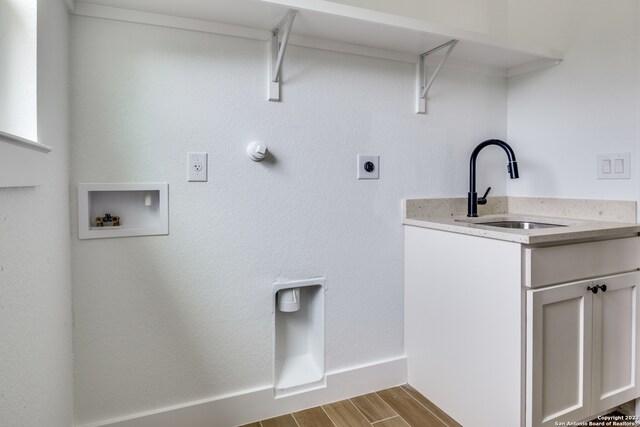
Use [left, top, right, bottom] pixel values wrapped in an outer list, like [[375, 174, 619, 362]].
[[597, 153, 630, 179], [188, 152, 208, 182], [357, 155, 379, 179]]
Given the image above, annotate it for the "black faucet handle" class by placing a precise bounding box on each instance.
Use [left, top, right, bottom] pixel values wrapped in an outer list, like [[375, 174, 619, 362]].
[[477, 187, 491, 205]]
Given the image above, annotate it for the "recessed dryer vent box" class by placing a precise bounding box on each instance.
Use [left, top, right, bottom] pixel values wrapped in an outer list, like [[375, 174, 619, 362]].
[[78, 183, 168, 239], [273, 278, 326, 398]]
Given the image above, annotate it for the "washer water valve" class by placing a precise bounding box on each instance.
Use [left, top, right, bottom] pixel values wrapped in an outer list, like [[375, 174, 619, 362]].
[[247, 142, 268, 162]]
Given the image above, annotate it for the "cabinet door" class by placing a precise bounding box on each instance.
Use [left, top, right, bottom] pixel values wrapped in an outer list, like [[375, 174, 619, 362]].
[[527, 281, 593, 427], [591, 272, 640, 413]]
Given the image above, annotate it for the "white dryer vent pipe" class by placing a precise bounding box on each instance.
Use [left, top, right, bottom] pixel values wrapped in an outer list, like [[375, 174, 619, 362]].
[[277, 288, 300, 312]]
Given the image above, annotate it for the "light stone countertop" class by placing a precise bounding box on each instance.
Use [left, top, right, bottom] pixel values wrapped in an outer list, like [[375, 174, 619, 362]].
[[402, 197, 640, 245]]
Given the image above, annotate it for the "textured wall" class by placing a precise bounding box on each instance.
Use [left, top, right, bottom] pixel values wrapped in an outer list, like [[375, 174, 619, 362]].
[[0, 0, 73, 426], [70, 15, 507, 424], [507, 0, 640, 205]]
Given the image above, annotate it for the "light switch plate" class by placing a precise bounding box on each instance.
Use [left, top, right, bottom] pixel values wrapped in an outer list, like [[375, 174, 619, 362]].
[[597, 153, 630, 179], [357, 155, 379, 179], [188, 152, 208, 182]]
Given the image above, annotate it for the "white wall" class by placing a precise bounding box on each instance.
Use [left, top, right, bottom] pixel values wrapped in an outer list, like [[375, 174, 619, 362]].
[[70, 15, 507, 424], [0, 0, 74, 426], [507, 0, 572, 50], [507, 0, 640, 203], [329, 0, 508, 38]]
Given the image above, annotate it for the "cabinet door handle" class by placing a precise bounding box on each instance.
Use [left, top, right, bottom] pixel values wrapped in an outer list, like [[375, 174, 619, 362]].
[[587, 286, 598, 294], [598, 284, 607, 292]]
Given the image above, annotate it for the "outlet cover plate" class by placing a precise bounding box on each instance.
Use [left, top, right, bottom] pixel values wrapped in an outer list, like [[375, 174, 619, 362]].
[[188, 152, 208, 182], [357, 155, 379, 179], [597, 153, 630, 179]]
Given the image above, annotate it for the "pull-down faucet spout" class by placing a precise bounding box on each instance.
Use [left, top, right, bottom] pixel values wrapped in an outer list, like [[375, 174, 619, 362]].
[[468, 139, 519, 217]]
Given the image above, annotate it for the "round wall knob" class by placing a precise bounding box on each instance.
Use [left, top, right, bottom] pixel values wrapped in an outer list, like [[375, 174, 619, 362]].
[[598, 284, 607, 292], [247, 142, 268, 162], [587, 286, 598, 294]]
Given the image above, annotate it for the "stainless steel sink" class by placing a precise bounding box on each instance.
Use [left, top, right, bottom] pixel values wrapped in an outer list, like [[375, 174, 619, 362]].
[[471, 220, 567, 229]]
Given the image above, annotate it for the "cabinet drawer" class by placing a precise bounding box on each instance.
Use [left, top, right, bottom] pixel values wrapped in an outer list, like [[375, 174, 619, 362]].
[[524, 237, 640, 288]]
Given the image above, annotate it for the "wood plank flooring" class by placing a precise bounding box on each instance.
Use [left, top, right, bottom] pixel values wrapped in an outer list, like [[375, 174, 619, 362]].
[[242, 385, 628, 427], [239, 385, 460, 427]]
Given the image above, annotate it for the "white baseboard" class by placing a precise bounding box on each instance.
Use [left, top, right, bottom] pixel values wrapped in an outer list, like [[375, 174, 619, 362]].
[[79, 356, 407, 427]]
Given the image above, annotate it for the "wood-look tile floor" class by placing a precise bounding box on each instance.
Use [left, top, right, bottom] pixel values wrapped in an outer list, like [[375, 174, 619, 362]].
[[239, 385, 461, 427]]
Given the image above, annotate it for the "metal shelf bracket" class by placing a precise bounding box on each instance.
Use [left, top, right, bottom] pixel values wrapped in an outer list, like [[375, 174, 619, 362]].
[[269, 9, 297, 102], [417, 39, 458, 114]]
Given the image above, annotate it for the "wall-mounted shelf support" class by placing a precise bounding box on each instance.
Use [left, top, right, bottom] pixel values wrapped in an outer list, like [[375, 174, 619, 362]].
[[269, 9, 297, 102], [417, 39, 458, 114]]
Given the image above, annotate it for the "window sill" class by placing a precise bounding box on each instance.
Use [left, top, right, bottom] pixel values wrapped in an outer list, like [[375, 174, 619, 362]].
[[0, 130, 52, 153]]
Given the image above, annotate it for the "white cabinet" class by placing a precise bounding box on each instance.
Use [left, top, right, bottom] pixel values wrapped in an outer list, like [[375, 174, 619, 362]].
[[526, 279, 593, 427], [526, 272, 640, 427], [405, 226, 523, 427], [592, 274, 640, 413], [404, 225, 640, 427]]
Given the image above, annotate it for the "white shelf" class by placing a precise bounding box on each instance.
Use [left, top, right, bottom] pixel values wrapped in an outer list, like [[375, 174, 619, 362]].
[[0, 130, 52, 153], [74, 0, 563, 76], [90, 225, 124, 230]]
